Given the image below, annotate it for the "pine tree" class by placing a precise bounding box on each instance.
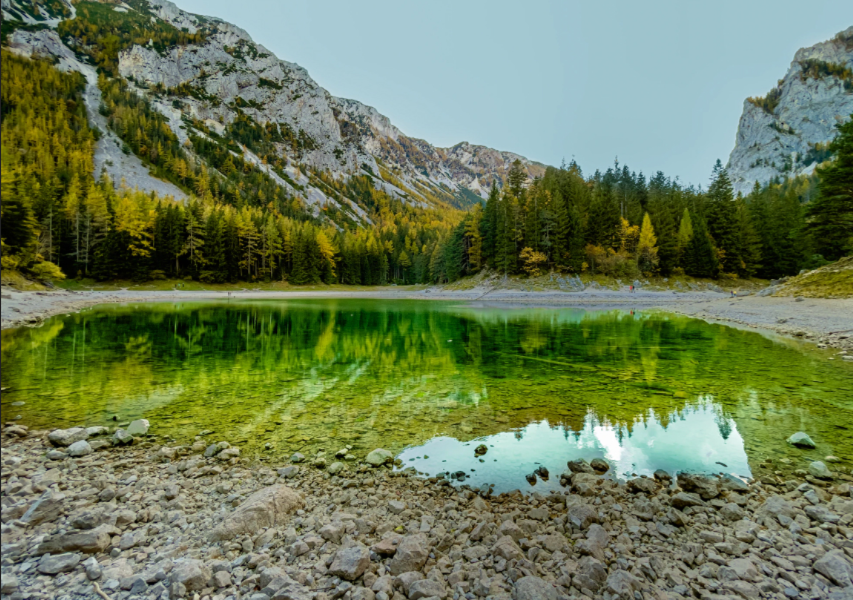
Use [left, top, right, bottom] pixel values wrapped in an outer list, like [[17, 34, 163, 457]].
[[481, 184, 499, 267], [806, 118, 853, 260]]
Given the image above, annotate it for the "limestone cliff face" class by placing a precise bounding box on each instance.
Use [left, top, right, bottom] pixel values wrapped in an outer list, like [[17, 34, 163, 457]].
[[4, 0, 545, 220], [727, 27, 853, 196], [114, 0, 546, 201]]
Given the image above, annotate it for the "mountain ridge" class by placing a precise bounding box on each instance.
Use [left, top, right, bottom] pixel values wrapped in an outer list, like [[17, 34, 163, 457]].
[[727, 26, 853, 196], [3, 0, 546, 226]]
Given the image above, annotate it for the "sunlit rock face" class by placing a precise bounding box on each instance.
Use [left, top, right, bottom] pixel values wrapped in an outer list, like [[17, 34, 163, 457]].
[[727, 26, 853, 196]]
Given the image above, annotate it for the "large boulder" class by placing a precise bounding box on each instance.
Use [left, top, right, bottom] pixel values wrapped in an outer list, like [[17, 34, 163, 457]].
[[35, 525, 112, 555], [48, 427, 88, 447], [388, 534, 429, 575], [328, 544, 370, 581], [211, 485, 302, 541]]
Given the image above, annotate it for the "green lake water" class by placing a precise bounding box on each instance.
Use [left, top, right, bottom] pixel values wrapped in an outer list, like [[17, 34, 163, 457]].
[[2, 299, 852, 492]]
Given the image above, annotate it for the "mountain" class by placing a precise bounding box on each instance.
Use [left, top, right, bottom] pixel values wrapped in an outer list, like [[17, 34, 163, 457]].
[[2, 0, 546, 225], [727, 26, 853, 196]]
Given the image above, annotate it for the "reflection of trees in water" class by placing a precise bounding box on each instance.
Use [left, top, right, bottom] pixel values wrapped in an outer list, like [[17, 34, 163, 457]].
[[1, 302, 847, 458]]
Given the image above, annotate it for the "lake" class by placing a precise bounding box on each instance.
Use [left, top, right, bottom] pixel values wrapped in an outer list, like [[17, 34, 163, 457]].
[[2, 299, 851, 492]]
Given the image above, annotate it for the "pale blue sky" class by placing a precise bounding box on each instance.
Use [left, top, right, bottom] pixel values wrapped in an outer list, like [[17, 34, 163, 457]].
[[178, 0, 851, 187]]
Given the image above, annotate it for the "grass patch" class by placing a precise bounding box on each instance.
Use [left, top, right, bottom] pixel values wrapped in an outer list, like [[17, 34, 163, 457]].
[[773, 256, 853, 298]]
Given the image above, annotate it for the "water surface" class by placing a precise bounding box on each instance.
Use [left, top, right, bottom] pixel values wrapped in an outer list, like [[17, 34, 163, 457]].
[[2, 299, 851, 492]]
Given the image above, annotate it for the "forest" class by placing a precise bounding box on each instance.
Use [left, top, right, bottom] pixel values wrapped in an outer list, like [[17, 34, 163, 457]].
[[2, 50, 852, 287]]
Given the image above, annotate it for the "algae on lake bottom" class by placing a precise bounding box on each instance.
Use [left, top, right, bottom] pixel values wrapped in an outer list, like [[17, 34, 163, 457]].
[[1, 299, 851, 490]]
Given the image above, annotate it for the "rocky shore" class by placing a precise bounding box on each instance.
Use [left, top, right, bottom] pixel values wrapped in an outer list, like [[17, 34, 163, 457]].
[[2, 422, 853, 600]]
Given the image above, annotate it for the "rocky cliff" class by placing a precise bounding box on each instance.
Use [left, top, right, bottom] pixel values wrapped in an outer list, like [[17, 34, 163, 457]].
[[3, 0, 546, 223], [727, 27, 853, 196]]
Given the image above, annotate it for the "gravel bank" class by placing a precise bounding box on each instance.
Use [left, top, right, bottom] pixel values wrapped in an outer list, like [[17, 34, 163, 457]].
[[2, 287, 852, 352], [2, 423, 853, 600]]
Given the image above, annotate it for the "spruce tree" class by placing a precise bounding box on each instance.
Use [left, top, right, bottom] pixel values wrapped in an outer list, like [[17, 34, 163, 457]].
[[683, 214, 718, 278], [706, 160, 740, 274], [806, 117, 853, 260]]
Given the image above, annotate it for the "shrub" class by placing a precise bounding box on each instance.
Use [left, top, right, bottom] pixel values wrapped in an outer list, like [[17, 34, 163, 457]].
[[29, 261, 66, 281]]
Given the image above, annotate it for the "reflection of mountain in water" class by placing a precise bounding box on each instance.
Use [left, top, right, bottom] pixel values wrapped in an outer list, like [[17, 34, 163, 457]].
[[397, 399, 751, 494]]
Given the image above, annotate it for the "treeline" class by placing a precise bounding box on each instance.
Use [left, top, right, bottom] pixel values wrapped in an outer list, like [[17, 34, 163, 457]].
[[2, 50, 851, 287], [433, 130, 851, 283]]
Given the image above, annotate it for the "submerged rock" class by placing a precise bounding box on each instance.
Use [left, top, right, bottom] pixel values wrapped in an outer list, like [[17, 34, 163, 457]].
[[113, 429, 133, 445], [787, 431, 817, 448], [809, 461, 833, 479], [474, 444, 488, 456]]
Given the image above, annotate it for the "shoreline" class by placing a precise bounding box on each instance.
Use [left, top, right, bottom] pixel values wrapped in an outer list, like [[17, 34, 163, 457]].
[[2, 286, 852, 352], [1, 425, 852, 600]]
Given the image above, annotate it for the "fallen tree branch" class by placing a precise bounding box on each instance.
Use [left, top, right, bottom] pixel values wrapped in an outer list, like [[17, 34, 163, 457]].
[[93, 582, 112, 600]]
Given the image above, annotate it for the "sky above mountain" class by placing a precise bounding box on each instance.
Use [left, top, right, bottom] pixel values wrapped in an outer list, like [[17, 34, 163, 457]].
[[178, 0, 850, 188]]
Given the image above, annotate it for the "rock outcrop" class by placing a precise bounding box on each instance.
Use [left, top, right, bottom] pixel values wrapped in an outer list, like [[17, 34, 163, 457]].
[[727, 27, 853, 195]]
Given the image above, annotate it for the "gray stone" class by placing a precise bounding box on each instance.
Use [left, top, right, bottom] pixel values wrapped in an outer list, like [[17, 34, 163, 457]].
[[492, 535, 523, 561], [388, 533, 429, 575], [573, 556, 607, 592], [277, 466, 299, 478], [67, 440, 93, 457], [814, 550, 853, 587], [21, 490, 65, 525], [388, 500, 406, 514], [671, 492, 704, 509], [408, 578, 446, 600], [38, 552, 81, 575], [720, 473, 750, 492], [677, 472, 720, 499], [626, 477, 658, 494], [213, 570, 231, 588], [787, 431, 817, 448], [513, 576, 557, 600], [210, 484, 302, 540], [329, 544, 370, 581], [365, 448, 393, 466], [290, 452, 305, 463], [48, 427, 89, 447], [605, 570, 642, 598], [36, 525, 112, 555], [171, 559, 211, 592], [567, 458, 594, 474], [589, 458, 610, 473], [85, 426, 109, 437], [576, 523, 609, 561], [112, 429, 133, 445], [126, 419, 150, 436], [328, 461, 345, 475], [808, 461, 832, 479], [1, 573, 19, 594], [567, 503, 598, 529]]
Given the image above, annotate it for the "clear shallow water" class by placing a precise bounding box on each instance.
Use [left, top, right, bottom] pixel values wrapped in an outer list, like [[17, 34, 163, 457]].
[[2, 299, 852, 492]]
